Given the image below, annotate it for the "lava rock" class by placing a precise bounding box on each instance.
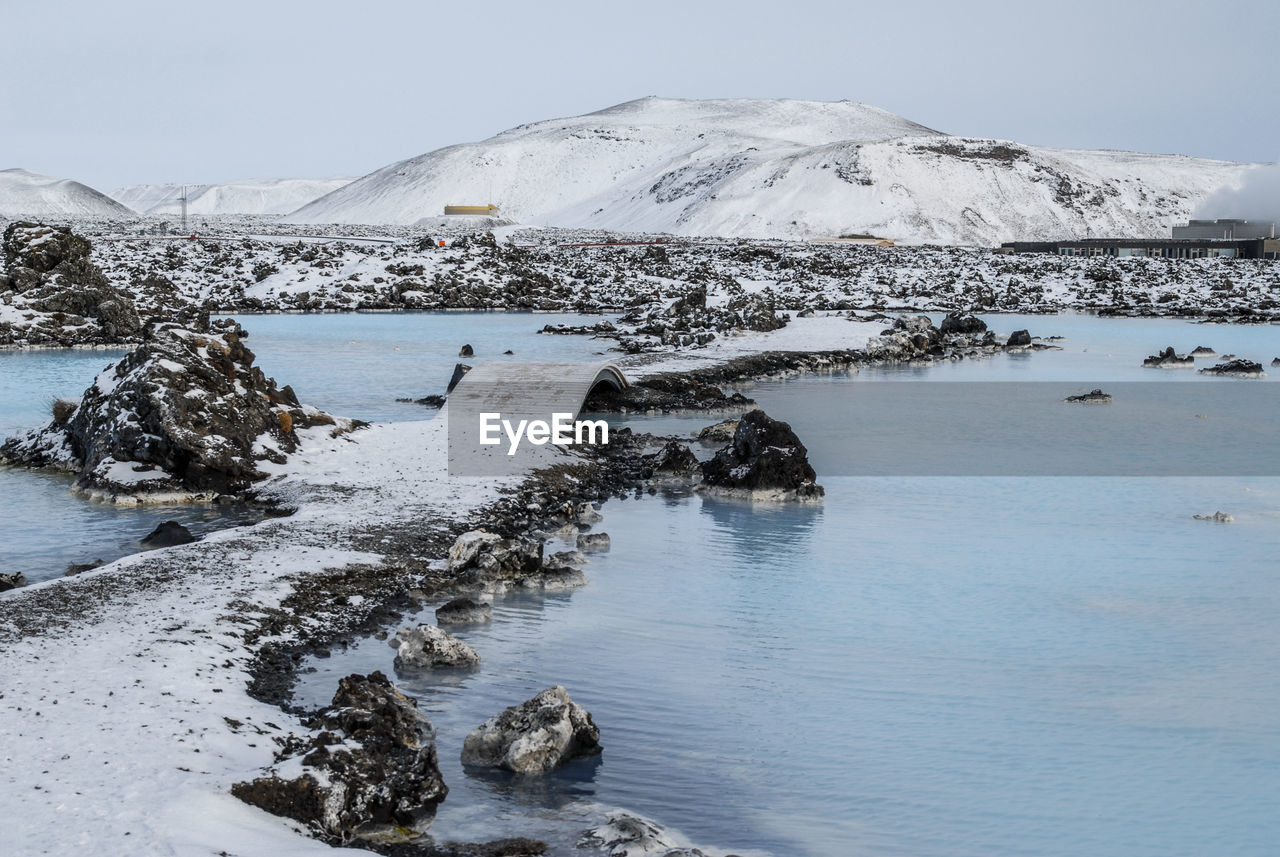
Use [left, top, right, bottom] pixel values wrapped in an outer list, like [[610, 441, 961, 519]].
[[389, 624, 481, 669], [1198, 359, 1266, 378], [460, 685, 601, 774], [446, 530, 543, 584], [579, 812, 702, 857], [459, 344, 474, 357], [232, 671, 447, 844], [576, 532, 611, 552], [435, 597, 493, 625], [1063, 389, 1113, 404], [140, 520, 195, 547], [65, 559, 104, 576], [697, 418, 739, 443], [0, 321, 347, 497], [1190, 346, 1217, 356], [1007, 329, 1032, 347], [1193, 511, 1234, 523], [700, 409, 823, 501], [447, 362, 472, 393], [0, 572, 27, 592], [1143, 346, 1194, 368], [649, 440, 699, 476], [939, 311, 987, 335]]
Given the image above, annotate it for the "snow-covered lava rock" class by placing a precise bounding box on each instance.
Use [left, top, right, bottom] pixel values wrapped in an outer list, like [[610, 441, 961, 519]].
[[0, 318, 354, 499]]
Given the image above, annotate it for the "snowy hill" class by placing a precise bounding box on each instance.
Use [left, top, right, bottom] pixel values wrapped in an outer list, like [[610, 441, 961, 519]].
[[113, 178, 353, 217], [285, 97, 1249, 245], [0, 168, 137, 218]]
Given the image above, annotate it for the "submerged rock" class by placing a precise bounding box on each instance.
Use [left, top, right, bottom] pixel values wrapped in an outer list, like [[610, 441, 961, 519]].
[[232, 671, 447, 844], [1272, 357, 1280, 367], [390, 624, 480, 669], [435, 597, 492, 625], [579, 811, 704, 857], [1063, 388, 1113, 404], [0, 572, 27, 592], [699, 409, 823, 501], [1193, 511, 1234, 523], [0, 321, 350, 498], [577, 532, 611, 552], [1198, 359, 1265, 378], [1143, 346, 1194, 368], [140, 520, 195, 547], [460, 685, 601, 774]]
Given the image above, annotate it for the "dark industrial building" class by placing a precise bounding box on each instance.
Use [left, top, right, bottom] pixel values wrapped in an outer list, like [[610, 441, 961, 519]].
[[1002, 235, 1280, 260]]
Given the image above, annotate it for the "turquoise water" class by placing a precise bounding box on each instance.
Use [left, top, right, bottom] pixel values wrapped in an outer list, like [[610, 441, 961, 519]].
[[289, 314, 1280, 856], [4, 312, 1280, 856], [0, 312, 613, 584]]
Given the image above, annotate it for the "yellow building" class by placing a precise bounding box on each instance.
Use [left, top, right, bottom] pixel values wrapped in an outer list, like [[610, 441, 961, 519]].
[[444, 204, 500, 216]]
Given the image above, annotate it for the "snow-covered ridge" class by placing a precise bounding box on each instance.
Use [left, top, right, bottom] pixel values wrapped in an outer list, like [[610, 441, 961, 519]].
[[0, 168, 137, 218], [285, 96, 1250, 245], [112, 177, 354, 217]]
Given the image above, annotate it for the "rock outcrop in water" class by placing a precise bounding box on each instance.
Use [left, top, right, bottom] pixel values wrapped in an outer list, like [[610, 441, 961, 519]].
[[1063, 388, 1113, 404], [1143, 346, 1195, 369], [389, 624, 481, 670], [460, 685, 601, 774], [140, 520, 196, 547], [1198, 359, 1265, 378], [435, 597, 492, 625], [0, 222, 143, 347], [0, 572, 27, 592], [699, 409, 823, 501], [232, 671, 448, 844], [579, 812, 706, 857], [0, 320, 351, 499], [1193, 511, 1234, 523]]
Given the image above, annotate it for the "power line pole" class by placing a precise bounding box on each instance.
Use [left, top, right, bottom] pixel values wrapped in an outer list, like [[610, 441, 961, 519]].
[[180, 185, 188, 234]]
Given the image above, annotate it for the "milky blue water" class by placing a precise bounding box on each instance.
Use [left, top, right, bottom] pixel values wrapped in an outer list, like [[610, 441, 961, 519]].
[[0, 312, 612, 584], [288, 313, 1280, 856], [5, 312, 1280, 856]]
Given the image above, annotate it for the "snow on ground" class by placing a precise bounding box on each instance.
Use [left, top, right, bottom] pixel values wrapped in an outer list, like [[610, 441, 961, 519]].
[[0, 416, 523, 856]]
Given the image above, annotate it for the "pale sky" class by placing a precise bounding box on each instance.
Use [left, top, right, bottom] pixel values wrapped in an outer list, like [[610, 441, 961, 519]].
[[4, 0, 1277, 191]]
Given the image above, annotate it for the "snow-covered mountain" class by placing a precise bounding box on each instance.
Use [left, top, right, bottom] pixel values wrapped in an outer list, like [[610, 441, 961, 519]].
[[285, 97, 1250, 245], [113, 178, 353, 217], [0, 168, 137, 218]]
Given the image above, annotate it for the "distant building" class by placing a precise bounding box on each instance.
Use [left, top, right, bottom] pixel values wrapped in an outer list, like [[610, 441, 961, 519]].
[[1172, 219, 1276, 241], [1001, 237, 1279, 259], [444, 204, 500, 216]]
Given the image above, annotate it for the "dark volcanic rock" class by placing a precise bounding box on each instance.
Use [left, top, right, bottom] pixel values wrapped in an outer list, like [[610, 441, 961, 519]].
[[0, 321, 348, 497], [1063, 388, 1113, 404], [0, 572, 27, 592], [458, 344, 474, 357], [649, 440, 699, 476], [232, 671, 447, 844], [576, 532, 611, 552], [1007, 329, 1032, 347], [0, 222, 143, 346], [435, 597, 493, 625], [447, 362, 472, 393], [460, 685, 601, 773], [1198, 359, 1265, 378], [699, 409, 823, 500], [1190, 346, 1216, 356], [697, 418, 739, 443], [140, 520, 196, 547], [1143, 346, 1194, 368], [939, 311, 987, 335]]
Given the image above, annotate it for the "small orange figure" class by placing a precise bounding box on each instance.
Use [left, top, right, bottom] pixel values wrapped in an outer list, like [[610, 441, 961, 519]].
[[438, 239, 446, 248]]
